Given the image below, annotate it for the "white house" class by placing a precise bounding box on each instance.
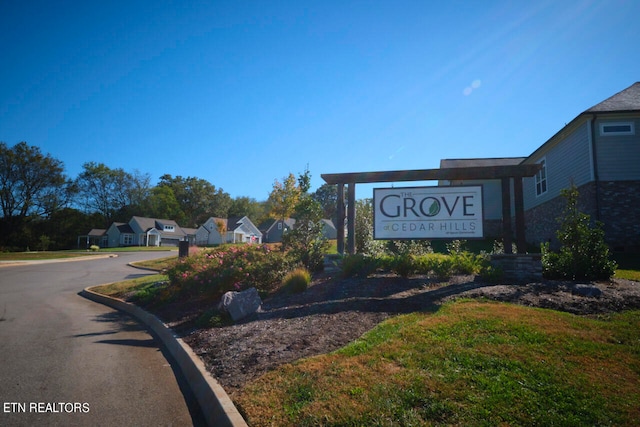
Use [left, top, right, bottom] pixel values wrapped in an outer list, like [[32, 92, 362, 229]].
[[103, 216, 189, 247], [196, 216, 262, 246]]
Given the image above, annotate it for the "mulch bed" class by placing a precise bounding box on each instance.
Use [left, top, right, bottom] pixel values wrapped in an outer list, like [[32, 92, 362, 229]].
[[144, 269, 640, 397]]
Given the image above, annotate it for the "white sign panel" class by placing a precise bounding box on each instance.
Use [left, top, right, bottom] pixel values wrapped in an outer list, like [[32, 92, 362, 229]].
[[373, 186, 483, 239]]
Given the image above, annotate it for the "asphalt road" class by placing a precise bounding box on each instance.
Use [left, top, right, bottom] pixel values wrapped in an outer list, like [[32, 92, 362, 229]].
[[0, 252, 205, 426]]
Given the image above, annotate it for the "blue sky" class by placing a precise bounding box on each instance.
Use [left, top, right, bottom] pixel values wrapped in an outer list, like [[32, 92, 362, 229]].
[[1, 0, 638, 201]]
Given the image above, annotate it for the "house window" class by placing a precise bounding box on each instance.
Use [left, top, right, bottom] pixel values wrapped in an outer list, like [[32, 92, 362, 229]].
[[599, 122, 635, 136], [123, 234, 133, 245], [164, 225, 174, 232], [535, 158, 547, 197], [278, 222, 282, 230]]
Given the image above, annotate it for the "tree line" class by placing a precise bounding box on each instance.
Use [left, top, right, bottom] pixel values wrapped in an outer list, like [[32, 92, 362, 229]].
[[0, 141, 337, 251]]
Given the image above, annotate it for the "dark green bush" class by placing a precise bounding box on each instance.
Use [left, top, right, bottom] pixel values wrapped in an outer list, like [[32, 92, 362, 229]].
[[541, 184, 617, 281], [389, 254, 416, 278], [342, 254, 380, 278]]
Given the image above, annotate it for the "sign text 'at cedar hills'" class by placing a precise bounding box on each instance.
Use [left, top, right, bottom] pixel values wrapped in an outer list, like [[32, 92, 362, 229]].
[[373, 186, 484, 239]]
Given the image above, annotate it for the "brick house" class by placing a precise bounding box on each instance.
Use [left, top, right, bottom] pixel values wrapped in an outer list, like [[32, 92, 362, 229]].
[[446, 82, 640, 250]]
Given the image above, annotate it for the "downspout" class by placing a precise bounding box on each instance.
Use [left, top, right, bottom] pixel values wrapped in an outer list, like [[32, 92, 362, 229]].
[[589, 114, 601, 221]]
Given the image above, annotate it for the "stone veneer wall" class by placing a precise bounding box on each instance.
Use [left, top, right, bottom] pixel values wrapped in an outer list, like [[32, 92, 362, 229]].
[[524, 182, 597, 249], [597, 181, 640, 250], [524, 181, 640, 251], [490, 254, 542, 283]]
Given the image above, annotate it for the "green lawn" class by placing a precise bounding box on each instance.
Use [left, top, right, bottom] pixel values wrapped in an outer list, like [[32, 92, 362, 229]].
[[90, 274, 167, 298], [0, 247, 176, 261], [236, 300, 640, 426], [0, 251, 102, 261]]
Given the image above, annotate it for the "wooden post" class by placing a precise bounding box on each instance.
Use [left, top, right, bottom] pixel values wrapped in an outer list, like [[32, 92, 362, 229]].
[[347, 183, 356, 255], [336, 183, 345, 255], [513, 176, 526, 254], [501, 178, 513, 254]]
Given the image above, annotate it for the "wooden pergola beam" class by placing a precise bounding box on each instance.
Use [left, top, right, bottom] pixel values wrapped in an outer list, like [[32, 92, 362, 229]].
[[322, 164, 542, 255], [321, 164, 541, 184]]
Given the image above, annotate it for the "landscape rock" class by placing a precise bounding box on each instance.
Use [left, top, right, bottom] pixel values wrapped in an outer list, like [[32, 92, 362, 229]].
[[219, 287, 262, 321], [572, 284, 603, 298]]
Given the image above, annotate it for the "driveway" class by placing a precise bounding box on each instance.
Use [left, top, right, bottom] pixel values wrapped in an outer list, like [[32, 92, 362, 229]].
[[0, 252, 205, 426]]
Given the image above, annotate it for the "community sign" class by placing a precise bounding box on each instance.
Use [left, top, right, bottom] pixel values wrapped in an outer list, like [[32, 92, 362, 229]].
[[373, 186, 483, 239]]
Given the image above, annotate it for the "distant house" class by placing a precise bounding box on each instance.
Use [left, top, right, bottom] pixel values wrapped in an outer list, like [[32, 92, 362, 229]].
[[195, 216, 262, 246], [259, 218, 338, 242], [76, 228, 108, 249], [102, 216, 189, 247], [320, 219, 338, 240], [259, 218, 296, 243], [443, 82, 640, 250]]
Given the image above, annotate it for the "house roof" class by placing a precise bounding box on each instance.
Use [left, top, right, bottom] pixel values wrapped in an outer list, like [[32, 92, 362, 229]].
[[585, 82, 640, 113], [525, 82, 640, 162], [115, 223, 134, 234], [87, 228, 106, 236], [320, 219, 336, 229], [204, 216, 242, 231], [258, 218, 296, 232], [130, 216, 186, 237], [182, 227, 197, 236], [227, 217, 244, 230]]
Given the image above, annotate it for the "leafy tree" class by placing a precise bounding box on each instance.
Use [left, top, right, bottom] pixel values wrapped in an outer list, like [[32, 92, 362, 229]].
[[215, 219, 227, 244], [297, 165, 311, 193], [312, 183, 338, 220], [0, 142, 74, 248], [541, 183, 617, 281], [282, 195, 327, 272], [0, 141, 73, 219], [75, 162, 149, 226], [354, 198, 385, 256], [157, 175, 231, 226], [228, 196, 268, 223], [140, 185, 185, 224], [267, 173, 301, 221]]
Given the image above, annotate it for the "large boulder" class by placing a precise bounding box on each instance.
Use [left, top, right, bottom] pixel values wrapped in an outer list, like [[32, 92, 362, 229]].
[[219, 287, 262, 321]]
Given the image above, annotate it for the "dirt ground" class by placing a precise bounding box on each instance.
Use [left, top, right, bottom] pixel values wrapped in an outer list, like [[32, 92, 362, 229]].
[[153, 269, 640, 397]]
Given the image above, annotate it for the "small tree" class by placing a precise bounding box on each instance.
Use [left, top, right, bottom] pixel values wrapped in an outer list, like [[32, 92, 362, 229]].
[[541, 184, 617, 281], [354, 198, 385, 256], [215, 219, 227, 244], [282, 194, 327, 272], [267, 173, 301, 223]]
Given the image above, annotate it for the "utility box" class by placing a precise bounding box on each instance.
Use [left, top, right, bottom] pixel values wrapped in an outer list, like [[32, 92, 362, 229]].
[[178, 241, 189, 258]]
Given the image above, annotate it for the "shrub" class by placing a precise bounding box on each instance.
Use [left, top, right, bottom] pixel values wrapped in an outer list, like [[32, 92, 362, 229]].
[[281, 196, 328, 273], [342, 254, 379, 278], [390, 254, 416, 278], [165, 244, 294, 301], [282, 267, 312, 294], [431, 256, 454, 281], [89, 245, 100, 252], [385, 239, 433, 256], [541, 184, 617, 281], [478, 264, 503, 283], [450, 251, 486, 275], [445, 239, 467, 255], [195, 307, 231, 328]]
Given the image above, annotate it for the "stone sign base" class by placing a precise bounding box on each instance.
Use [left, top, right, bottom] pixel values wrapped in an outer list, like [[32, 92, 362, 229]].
[[490, 254, 542, 283]]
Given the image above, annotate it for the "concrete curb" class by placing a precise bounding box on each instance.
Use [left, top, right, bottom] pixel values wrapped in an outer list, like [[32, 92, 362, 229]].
[[80, 287, 248, 427]]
